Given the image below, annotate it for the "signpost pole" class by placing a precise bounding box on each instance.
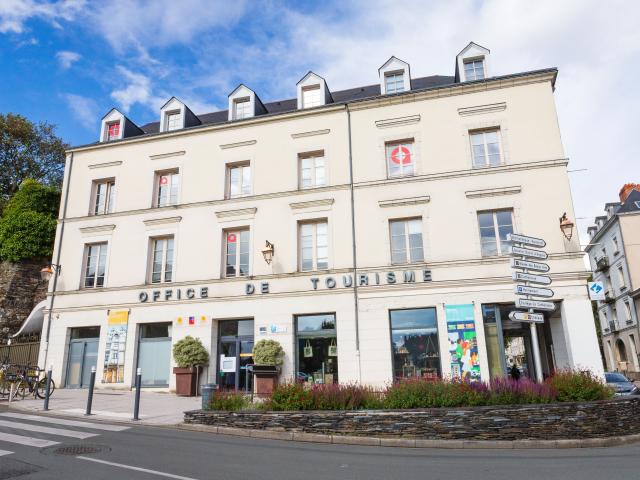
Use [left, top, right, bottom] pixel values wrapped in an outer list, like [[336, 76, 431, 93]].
[[522, 253, 544, 383]]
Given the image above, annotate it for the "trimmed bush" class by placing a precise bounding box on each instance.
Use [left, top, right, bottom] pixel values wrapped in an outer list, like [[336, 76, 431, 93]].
[[267, 383, 314, 411], [207, 391, 248, 411], [546, 370, 613, 402], [252, 339, 284, 366], [172, 336, 209, 368]]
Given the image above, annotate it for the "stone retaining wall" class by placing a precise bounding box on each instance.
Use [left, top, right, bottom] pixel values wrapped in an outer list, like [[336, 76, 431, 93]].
[[184, 397, 640, 440]]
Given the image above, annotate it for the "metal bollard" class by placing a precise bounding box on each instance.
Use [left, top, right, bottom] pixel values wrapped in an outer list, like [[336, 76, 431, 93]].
[[133, 368, 142, 421], [43, 365, 53, 411], [85, 366, 96, 415]]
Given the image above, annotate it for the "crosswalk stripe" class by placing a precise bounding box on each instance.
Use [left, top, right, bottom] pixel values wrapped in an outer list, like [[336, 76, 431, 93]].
[[0, 419, 98, 439], [0, 449, 13, 456], [0, 413, 129, 432], [0, 432, 59, 448]]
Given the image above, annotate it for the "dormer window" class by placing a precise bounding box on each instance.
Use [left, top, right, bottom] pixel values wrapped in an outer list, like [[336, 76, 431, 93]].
[[463, 58, 485, 81], [106, 122, 120, 141], [233, 97, 251, 120], [99, 108, 143, 143], [302, 85, 321, 108], [165, 111, 182, 131], [384, 71, 405, 94]]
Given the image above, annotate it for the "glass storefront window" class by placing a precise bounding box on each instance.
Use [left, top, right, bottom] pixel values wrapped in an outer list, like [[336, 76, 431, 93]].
[[390, 308, 441, 380], [296, 314, 338, 384]]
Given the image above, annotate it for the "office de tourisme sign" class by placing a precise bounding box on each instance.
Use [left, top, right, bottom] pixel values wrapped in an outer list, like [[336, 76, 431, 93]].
[[138, 269, 433, 303]]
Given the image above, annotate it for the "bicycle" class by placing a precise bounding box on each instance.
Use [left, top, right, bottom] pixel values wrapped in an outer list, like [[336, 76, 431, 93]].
[[10, 365, 56, 400]]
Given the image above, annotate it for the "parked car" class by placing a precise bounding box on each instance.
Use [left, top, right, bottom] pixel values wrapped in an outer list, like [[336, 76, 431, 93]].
[[604, 372, 639, 395]]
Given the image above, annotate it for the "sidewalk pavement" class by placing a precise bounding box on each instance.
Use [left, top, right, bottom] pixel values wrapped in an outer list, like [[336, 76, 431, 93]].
[[4, 388, 200, 425]]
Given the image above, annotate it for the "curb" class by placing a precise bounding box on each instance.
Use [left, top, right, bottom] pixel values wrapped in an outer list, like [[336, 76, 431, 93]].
[[176, 424, 640, 449]]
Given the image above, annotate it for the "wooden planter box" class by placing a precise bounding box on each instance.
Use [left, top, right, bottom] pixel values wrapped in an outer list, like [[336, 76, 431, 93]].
[[253, 365, 279, 396], [173, 367, 201, 396]]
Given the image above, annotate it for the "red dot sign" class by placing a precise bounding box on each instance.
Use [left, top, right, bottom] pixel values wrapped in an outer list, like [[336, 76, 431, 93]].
[[228, 233, 237, 243], [391, 146, 411, 165], [160, 176, 168, 185]]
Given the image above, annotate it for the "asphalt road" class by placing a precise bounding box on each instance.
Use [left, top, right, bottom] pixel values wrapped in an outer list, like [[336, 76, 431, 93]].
[[1, 407, 639, 480]]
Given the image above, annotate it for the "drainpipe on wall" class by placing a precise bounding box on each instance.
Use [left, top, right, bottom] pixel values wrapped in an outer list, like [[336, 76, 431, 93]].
[[346, 105, 362, 383], [42, 152, 74, 369]]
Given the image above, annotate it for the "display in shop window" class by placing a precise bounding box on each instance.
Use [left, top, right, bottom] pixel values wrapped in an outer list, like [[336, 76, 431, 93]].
[[102, 310, 128, 383], [445, 304, 481, 381]]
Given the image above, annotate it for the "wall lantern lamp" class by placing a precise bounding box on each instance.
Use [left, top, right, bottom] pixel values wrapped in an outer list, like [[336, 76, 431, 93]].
[[40, 264, 61, 282], [261, 241, 275, 265], [559, 212, 574, 241]]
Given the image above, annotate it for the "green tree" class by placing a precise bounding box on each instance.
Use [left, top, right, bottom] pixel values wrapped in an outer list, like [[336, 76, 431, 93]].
[[0, 180, 60, 262], [0, 113, 66, 207]]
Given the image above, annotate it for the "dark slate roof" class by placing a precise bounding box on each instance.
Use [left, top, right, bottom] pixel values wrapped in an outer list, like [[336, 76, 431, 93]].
[[139, 75, 454, 135], [618, 189, 640, 213]]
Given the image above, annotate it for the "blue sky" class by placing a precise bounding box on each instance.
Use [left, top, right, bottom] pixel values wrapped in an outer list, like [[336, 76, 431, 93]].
[[1, 0, 639, 244]]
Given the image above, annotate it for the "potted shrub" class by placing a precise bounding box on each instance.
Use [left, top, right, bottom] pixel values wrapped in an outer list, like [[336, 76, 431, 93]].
[[172, 336, 209, 396], [252, 339, 284, 395]]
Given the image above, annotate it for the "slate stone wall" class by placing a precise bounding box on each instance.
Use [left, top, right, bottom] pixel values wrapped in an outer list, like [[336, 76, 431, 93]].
[[184, 397, 640, 440], [0, 258, 48, 336]]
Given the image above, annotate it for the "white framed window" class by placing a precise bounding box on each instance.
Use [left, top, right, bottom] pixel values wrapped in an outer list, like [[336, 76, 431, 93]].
[[464, 58, 485, 81], [299, 220, 328, 271], [618, 266, 626, 289], [299, 151, 326, 189], [165, 110, 182, 131], [612, 236, 620, 254], [470, 129, 502, 167], [385, 139, 414, 178], [612, 307, 618, 325], [478, 209, 514, 257], [224, 228, 250, 277], [602, 310, 608, 330], [389, 218, 424, 264], [106, 121, 120, 141], [301, 85, 321, 108], [384, 71, 405, 94], [83, 242, 108, 288], [92, 179, 115, 215], [150, 236, 174, 284], [624, 301, 632, 321], [233, 97, 251, 120], [227, 163, 251, 198], [155, 170, 180, 207]]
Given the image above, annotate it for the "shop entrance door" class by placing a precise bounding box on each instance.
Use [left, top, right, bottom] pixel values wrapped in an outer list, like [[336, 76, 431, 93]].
[[65, 327, 100, 388], [217, 319, 254, 392], [137, 323, 172, 387]]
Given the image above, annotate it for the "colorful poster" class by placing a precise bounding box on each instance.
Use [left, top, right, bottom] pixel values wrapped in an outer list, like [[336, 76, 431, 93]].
[[445, 304, 481, 381], [102, 310, 128, 383]]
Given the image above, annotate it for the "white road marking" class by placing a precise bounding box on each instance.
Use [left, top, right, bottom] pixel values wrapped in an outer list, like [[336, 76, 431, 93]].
[[0, 432, 59, 448], [0, 449, 13, 456], [77, 457, 200, 480], [61, 408, 144, 419], [0, 413, 129, 432], [0, 419, 98, 439]]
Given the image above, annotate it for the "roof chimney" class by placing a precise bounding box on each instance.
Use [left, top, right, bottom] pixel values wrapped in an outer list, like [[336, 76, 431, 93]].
[[619, 183, 640, 203]]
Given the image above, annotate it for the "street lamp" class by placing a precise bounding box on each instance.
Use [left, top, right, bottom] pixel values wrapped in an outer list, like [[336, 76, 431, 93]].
[[40, 264, 61, 282], [559, 212, 574, 241], [261, 241, 275, 264]]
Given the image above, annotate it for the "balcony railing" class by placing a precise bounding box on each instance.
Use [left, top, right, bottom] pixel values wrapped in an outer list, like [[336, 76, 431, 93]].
[[604, 289, 615, 303], [609, 321, 617, 332], [595, 256, 610, 272]]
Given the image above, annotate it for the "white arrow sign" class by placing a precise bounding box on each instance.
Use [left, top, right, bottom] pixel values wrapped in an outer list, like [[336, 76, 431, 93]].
[[509, 245, 549, 260], [516, 298, 555, 311], [514, 285, 554, 298], [507, 233, 546, 248], [509, 311, 545, 323], [512, 271, 552, 285], [510, 258, 550, 273]]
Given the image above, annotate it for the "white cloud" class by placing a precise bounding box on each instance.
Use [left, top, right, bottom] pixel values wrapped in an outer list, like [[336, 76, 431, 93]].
[[110, 66, 164, 113], [56, 50, 81, 69], [0, 0, 85, 34], [62, 93, 99, 128]]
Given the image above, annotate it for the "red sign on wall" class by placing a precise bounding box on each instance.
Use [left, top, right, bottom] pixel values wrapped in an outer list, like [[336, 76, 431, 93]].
[[391, 146, 411, 165]]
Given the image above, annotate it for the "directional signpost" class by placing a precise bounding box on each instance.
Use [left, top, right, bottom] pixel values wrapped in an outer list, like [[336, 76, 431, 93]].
[[507, 233, 555, 383]]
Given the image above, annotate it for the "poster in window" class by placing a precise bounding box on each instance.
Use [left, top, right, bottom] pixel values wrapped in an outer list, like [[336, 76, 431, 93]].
[[445, 304, 481, 381], [103, 310, 128, 383]]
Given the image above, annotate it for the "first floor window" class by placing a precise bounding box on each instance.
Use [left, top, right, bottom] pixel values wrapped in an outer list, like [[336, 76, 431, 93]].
[[299, 221, 328, 271], [385, 71, 405, 94], [93, 179, 115, 215], [299, 151, 326, 189], [296, 314, 338, 384], [390, 308, 440, 380], [390, 218, 424, 264], [156, 170, 179, 207], [618, 266, 626, 288], [225, 229, 250, 277], [150, 237, 174, 283], [464, 58, 485, 81], [478, 209, 514, 257], [227, 163, 251, 197], [233, 97, 251, 120], [470, 129, 502, 167], [165, 111, 182, 131], [624, 301, 632, 321], [386, 139, 414, 177], [302, 85, 321, 108], [106, 122, 120, 140], [83, 242, 108, 288]]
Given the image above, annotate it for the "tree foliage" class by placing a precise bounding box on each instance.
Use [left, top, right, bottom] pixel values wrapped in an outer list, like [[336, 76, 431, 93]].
[[0, 113, 66, 207], [0, 179, 60, 262]]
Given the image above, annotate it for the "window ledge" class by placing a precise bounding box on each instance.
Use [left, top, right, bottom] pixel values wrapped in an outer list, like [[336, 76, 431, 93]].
[[290, 198, 334, 211], [465, 185, 521, 198], [215, 207, 257, 221], [143, 216, 182, 228], [79, 224, 116, 235], [379, 195, 430, 208]]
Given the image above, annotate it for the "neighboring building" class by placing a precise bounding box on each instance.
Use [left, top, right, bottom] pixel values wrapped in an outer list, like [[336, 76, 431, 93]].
[[39, 42, 603, 392], [586, 184, 640, 378]]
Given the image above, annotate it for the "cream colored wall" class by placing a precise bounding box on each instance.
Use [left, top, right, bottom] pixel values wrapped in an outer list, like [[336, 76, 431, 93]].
[[620, 213, 640, 290]]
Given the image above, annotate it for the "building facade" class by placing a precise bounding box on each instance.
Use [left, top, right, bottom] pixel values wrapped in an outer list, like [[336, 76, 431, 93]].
[[586, 184, 640, 378], [39, 42, 603, 391]]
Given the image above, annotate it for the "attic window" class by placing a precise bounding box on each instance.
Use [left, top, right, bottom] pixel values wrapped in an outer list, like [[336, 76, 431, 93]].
[[106, 122, 120, 141], [165, 111, 182, 131], [464, 58, 485, 81], [233, 97, 251, 120], [302, 85, 321, 108], [385, 71, 405, 94]]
